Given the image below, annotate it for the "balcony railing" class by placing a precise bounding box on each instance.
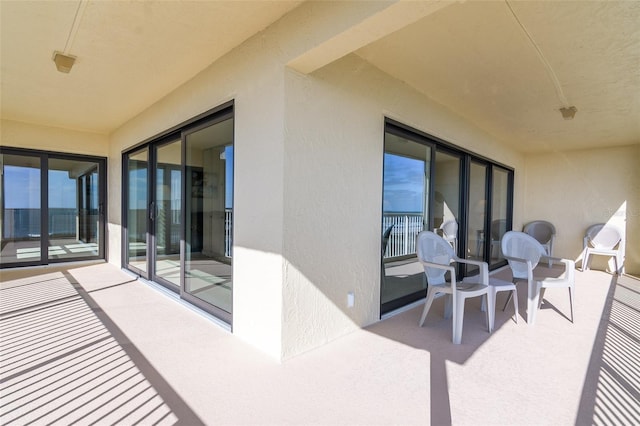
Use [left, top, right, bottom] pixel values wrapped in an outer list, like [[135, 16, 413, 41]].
[[382, 213, 424, 259], [3, 208, 86, 239]]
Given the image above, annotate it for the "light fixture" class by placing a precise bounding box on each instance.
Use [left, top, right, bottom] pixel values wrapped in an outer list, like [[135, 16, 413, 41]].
[[52, 51, 76, 73], [506, 2, 578, 122], [51, 0, 88, 74], [559, 106, 577, 120]]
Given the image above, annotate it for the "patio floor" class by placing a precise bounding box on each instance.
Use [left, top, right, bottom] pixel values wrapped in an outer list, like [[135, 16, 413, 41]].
[[1, 261, 638, 425]]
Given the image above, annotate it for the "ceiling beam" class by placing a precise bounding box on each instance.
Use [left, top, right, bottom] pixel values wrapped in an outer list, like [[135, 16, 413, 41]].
[[287, 0, 457, 75]]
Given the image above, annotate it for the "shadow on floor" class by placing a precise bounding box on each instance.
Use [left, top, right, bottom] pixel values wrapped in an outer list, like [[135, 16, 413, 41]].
[[0, 267, 203, 425], [367, 264, 613, 426], [576, 274, 640, 425]]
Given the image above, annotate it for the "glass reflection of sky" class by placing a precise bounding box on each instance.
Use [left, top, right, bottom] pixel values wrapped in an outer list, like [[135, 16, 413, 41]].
[[4, 165, 41, 208], [383, 153, 424, 213]]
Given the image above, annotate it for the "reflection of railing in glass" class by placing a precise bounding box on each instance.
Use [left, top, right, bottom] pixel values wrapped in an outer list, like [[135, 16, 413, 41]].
[[382, 213, 423, 258], [122, 209, 233, 258], [3, 208, 99, 240]]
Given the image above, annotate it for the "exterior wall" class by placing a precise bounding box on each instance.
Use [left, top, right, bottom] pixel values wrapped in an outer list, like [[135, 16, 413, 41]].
[[104, 0, 446, 361], [524, 144, 640, 275], [105, 12, 524, 360], [107, 25, 288, 358], [0, 119, 108, 156], [281, 54, 525, 359]]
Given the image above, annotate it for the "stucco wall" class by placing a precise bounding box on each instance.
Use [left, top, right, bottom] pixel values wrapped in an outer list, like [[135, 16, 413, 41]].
[[281, 54, 525, 359], [1, 119, 108, 157], [103, 0, 445, 361], [106, 26, 289, 358], [524, 144, 640, 275]]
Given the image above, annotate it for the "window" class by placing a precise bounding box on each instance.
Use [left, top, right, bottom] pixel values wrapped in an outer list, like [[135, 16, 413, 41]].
[[381, 120, 513, 315], [0, 148, 106, 268], [123, 102, 234, 324]]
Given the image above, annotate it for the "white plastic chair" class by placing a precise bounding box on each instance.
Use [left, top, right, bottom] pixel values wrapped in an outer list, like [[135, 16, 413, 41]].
[[417, 231, 493, 344], [523, 220, 556, 267], [583, 223, 623, 274], [433, 219, 458, 253], [501, 231, 575, 326]]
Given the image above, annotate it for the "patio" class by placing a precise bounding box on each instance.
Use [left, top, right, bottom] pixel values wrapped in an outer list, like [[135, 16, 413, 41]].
[[1, 261, 638, 425]]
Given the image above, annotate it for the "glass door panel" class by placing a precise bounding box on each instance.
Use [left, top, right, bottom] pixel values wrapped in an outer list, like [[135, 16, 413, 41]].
[[0, 154, 42, 265], [153, 139, 182, 287], [381, 130, 431, 314], [48, 158, 100, 260], [185, 118, 234, 317], [434, 150, 462, 254], [126, 148, 149, 275], [466, 162, 488, 275], [490, 167, 510, 266]]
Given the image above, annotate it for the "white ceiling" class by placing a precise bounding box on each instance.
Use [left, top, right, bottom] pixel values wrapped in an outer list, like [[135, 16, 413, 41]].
[[0, 0, 301, 134], [1, 0, 639, 153], [357, 1, 640, 153]]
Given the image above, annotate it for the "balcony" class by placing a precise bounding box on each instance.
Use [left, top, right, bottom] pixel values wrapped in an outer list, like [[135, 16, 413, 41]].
[[382, 213, 423, 259], [1, 262, 637, 424]]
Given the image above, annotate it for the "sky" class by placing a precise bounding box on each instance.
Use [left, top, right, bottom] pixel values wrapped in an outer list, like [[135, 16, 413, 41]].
[[7, 148, 410, 213], [3, 163, 103, 211], [3, 166, 78, 209], [383, 153, 425, 213]]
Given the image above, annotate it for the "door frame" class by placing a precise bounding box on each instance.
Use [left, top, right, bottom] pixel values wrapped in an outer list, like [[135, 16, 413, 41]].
[[121, 101, 234, 325], [0, 147, 107, 269]]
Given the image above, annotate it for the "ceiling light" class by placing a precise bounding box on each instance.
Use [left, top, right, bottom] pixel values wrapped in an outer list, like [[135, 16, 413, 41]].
[[52, 51, 76, 73], [559, 106, 577, 120]]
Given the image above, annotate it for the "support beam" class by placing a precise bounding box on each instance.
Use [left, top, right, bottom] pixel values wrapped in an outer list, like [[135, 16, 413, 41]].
[[287, 0, 456, 74]]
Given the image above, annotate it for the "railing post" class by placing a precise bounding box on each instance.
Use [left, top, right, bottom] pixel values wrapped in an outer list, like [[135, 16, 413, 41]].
[[403, 215, 409, 255]]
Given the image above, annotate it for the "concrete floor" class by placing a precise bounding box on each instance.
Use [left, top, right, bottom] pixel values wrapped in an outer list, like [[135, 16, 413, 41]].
[[1, 261, 638, 425]]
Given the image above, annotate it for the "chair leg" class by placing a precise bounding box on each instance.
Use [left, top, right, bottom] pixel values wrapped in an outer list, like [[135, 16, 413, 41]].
[[528, 282, 542, 326], [486, 293, 495, 333], [569, 286, 575, 323], [444, 294, 453, 319], [502, 291, 513, 312], [419, 288, 437, 326], [453, 296, 466, 344], [583, 250, 591, 271], [511, 288, 519, 324], [538, 287, 546, 309]]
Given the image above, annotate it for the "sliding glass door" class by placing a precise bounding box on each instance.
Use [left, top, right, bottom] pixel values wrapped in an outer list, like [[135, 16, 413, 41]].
[[466, 161, 488, 275], [380, 120, 513, 315], [153, 139, 182, 287], [184, 118, 233, 320], [123, 104, 234, 323], [0, 149, 105, 268], [0, 153, 43, 265], [48, 157, 102, 261], [126, 147, 149, 277], [381, 127, 432, 313], [489, 167, 511, 267]]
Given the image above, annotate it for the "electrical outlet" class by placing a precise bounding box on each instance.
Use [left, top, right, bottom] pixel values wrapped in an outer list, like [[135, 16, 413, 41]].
[[347, 291, 355, 308]]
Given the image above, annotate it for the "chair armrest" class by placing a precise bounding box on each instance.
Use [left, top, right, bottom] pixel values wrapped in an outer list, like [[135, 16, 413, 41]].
[[541, 255, 576, 270], [419, 261, 458, 289], [452, 257, 489, 284], [419, 261, 455, 275], [503, 254, 530, 264]]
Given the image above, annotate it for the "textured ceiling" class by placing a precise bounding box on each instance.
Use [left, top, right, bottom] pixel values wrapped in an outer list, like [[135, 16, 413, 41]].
[[1, 1, 639, 154], [357, 1, 640, 153], [0, 0, 301, 133]]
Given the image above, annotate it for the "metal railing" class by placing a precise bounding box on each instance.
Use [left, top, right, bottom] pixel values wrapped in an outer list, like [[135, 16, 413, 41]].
[[382, 213, 424, 258]]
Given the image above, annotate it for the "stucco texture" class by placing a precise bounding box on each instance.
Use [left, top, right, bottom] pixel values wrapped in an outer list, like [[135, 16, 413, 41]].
[[524, 144, 640, 275]]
